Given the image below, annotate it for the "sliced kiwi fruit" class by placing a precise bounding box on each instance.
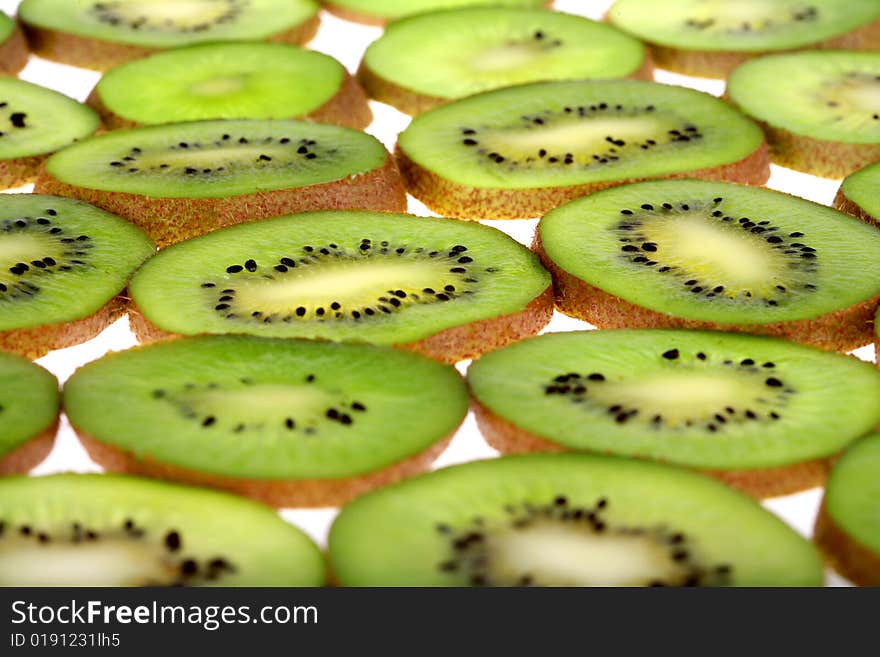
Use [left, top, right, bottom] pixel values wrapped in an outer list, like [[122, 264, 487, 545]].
[[34, 119, 405, 247], [0, 474, 324, 586], [835, 159, 880, 227], [324, 0, 547, 25], [468, 329, 880, 499], [64, 336, 469, 507], [359, 7, 651, 116], [536, 179, 880, 351], [329, 453, 824, 586], [727, 51, 880, 178], [608, 0, 880, 78], [129, 211, 552, 363], [396, 79, 769, 219], [0, 352, 58, 475], [0, 194, 154, 359], [89, 42, 371, 130], [0, 78, 100, 190], [17, 0, 320, 71], [0, 12, 28, 76], [814, 433, 880, 585]]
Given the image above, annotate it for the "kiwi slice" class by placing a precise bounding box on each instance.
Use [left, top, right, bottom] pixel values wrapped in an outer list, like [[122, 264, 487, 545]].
[[814, 433, 880, 585], [536, 179, 880, 351], [0, 194, 153, 359], [0, 78, 100, 190], [88, 42, 371, 130], [396, 80, 769, 219], [34, 119, 405, 247], [129, 211, 552, 363], [17, 0, 320, 71], [64, 336, 469, 507], [0, 474, 324, 586], [0, 12, 28, 76], [325, 0, 547, 25], [359, 7, 651, 116], [727, 51, 880, 178], [329, 453, 824, 586], [608, 0, 880, 78], [468, 329, 880, 499], [835, 159, 880, 227], [0, 352, 58, 475]]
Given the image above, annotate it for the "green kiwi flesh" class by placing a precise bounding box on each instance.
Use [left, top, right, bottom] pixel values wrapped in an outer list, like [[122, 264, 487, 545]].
[[63, 336, 468, 481], [0, 13, 13, 44], [837, 159, 880, 224], [328, 0, 545, 23], [0, 352, 58, 465], [467, 329, 880, 470], [0, 473, 324, 586], [329, 453, 824, 586]]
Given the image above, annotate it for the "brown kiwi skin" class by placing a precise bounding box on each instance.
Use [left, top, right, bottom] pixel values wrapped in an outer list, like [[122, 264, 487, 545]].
[[814, 501, 880, 586], [87, 72, 373, 131], [833, 185, 879, 228], [472, 399, 832, 500], [34, 155, 408, 248], [324, 1, 554, 26], [0, 418, 58, 475], [19, 13, 320, 72], [397, 141, 770, 219], [128, 286, 555, 365], [0, 20, 28, 76], [532, 234, 880, 353]]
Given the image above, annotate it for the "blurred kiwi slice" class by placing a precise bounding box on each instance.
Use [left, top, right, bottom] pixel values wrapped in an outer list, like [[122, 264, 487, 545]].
[[0, 12, 28, 76], [536, 179, 880, 351], [64, 336, 469, 507], [0, 352, 58, 475], [608, 0, 880, 78], [89, 42, 371, 130], [397, 80, 769, 219], [325, 0, 547, 25], [727, 51, 880, 178], [835, 159, 880, 227], [0, 194, 154, 359], [329, 453, 824, 586], [815, 433, 880, 585], [128, 211, 552, 363], [34, 119, 406, 247], [17, 0, 320, 71], [0, 474, 324, 586], [359, 7, 651, 116], [0, 78, 99, 190], [468, 329, 880, 498]]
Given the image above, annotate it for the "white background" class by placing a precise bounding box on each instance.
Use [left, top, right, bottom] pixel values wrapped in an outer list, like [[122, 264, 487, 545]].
[[1, 0, 871, 585]]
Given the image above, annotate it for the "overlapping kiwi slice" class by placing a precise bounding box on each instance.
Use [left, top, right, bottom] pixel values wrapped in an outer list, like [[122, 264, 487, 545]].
[[129, 211, 552, 363], [63, 336, 470, 507], [324, 0, 547, 25], [536, 179, 880, 351], [397, 80, 769, 219], [359, 7, 650, 116], [727, 51, 880, 178], [835, 159, 880, 227], [34, 119, 405, 247], [0, 195, 154, 359], [0, 352, 58, 475], [17, 0, 320, 71], [814, 433, 880, 585], [0, 12, 28, 76], [468, 330, 880, 498], [608, 0, 880, 78], [329, 453, 824, 586], [89, 42, 371, 130], [0, 474, 324, 586], [0, 78, 99, 190]]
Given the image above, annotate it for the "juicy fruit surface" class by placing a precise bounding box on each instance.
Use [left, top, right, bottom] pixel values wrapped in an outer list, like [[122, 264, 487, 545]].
[[398, 80, 764, 190], [0, 195, 153, 331], [329, 453, 823, 586], [0, 13, 13, 43], [0, 474, 324, 586], [0, 352, 58, 459], [63, 336, 469, 479], [44, 119, 388, 198], [840, 160, 880, 219], [330, 0, 545, 21], [363, 8, 646, 100], [0, 78, 99, 162], [539, 179, 880, 324], [727, 51, 880, 143], [825, 433, 880, 554], [468, 330, 880, 469], [609, 0, 879, 51], [130, 211, 549, 345], [18, 0, 318, 48], [95, 42, 345, 125]]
